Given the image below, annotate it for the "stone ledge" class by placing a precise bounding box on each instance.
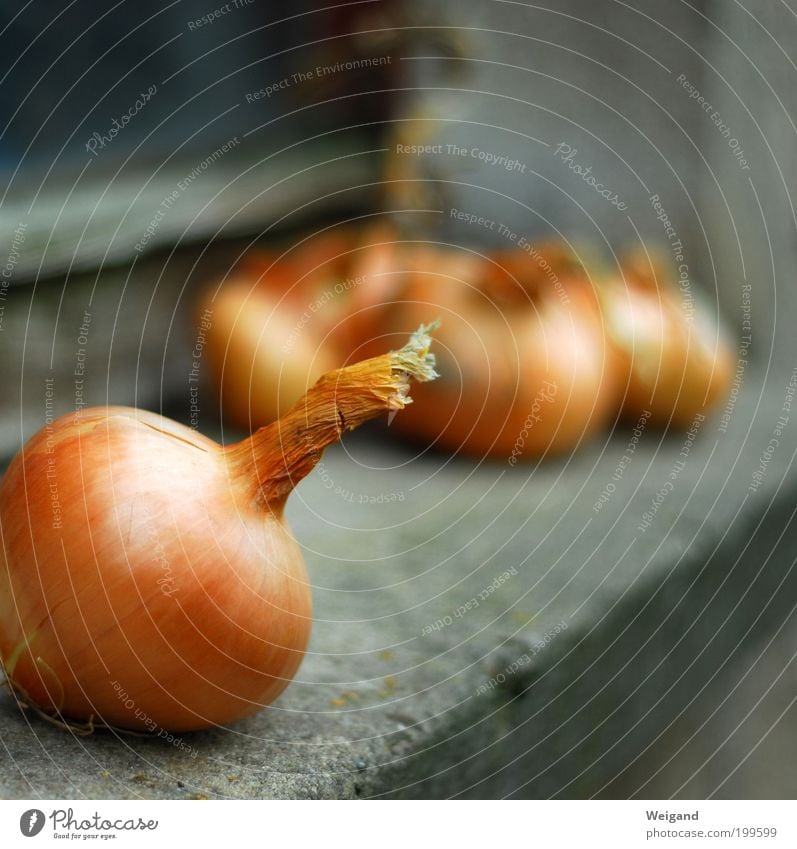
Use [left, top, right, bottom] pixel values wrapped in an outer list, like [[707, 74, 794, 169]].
[[1, 370, 795, 798]]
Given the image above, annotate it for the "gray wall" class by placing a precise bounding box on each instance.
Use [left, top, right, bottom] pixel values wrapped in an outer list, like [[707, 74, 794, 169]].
[[700, 0, 797, 372], [393, 2, 711, 270], [391, 0, 796, 382]]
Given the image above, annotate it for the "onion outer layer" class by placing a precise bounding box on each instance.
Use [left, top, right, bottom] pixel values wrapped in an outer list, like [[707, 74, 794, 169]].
[[0, 325, 438, 733]]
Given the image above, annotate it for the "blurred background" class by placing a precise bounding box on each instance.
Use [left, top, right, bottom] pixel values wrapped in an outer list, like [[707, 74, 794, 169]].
[[1, 0, 796, 800]]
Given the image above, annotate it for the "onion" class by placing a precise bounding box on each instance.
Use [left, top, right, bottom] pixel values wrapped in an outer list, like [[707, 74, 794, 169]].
[[357, 241, 622, 458], [204, 230, 362, 430], [205, 228, 731, 458], [0, 327, 438, 733], [604, 252, 734, 426], [206, 269, 339, 429]]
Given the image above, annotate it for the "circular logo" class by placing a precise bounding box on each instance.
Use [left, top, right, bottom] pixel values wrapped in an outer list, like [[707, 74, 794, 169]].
[[19, 810, 46, 837]]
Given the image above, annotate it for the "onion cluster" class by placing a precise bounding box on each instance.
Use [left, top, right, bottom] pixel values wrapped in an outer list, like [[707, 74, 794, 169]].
[[202, 227, 733, 458]]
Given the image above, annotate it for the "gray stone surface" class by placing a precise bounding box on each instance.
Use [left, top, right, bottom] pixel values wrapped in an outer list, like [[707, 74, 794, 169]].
[[1, 368, 796, 799], [0, 247, 232, 460], [611, 610, 797, 799], [700, 0, 797, 369], [0, 138, 374, 281]]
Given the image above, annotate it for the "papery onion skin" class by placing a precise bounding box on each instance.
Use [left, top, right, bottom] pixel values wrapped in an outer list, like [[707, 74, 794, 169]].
[[0, 407, 311, 733], [207, 275, 340, 429], [606, 253, 734, 427], [0, 328, 438, 733], [358, 244, 622, 458], [204, 229, 368, 430]]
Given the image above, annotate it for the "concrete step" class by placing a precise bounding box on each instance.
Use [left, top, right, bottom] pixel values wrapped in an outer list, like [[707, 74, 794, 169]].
[[2, 369, 795, 798]]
